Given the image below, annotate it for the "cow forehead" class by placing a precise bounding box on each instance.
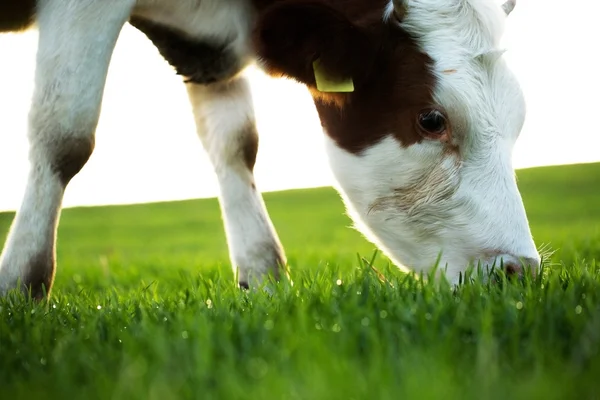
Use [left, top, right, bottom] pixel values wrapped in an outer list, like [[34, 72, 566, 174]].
[[390, 0, 507, 55], [381, 0, 512, 94], [385, 0, 523, 142], [387, 0, 508, 79]]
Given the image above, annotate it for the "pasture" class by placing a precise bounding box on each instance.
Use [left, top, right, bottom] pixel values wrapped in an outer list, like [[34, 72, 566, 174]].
[[1, 162, 599, 399]]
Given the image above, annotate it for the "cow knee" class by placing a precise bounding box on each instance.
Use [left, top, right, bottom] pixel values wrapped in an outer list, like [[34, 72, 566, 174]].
[[51, 134, 95, 185], [32, 132, 95, 186]]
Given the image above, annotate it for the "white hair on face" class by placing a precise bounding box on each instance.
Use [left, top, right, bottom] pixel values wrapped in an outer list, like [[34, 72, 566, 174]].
[[396, 0, 507, 56], [321, 0, 539, 283], [386, 0, 522, 138], [394, 0, 526, 147]]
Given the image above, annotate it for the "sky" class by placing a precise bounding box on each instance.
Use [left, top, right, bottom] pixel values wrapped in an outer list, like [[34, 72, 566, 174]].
[[0, 0, 599, 212]]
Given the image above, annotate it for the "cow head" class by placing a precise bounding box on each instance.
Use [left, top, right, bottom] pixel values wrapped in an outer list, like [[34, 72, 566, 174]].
[[253, 0, 540, 283]]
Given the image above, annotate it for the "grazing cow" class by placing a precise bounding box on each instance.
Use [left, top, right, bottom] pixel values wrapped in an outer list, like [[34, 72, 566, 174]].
[[0, 0, 539, 299]]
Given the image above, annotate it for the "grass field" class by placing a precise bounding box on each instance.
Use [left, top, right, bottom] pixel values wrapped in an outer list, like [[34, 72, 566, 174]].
[[1, 162, 599, 399]]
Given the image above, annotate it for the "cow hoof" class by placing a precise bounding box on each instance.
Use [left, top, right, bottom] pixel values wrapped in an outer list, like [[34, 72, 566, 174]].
[[234, 243, 288, 291]]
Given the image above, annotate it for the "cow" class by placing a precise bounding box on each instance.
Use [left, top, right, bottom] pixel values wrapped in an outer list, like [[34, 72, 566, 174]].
[[0, 0, 539, 300]]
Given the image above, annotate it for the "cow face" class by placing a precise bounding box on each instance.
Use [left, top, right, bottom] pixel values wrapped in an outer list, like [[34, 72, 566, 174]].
[[254, 0, 540, 283]]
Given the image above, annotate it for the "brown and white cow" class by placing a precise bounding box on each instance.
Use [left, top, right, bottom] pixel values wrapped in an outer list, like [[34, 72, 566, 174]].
[[0, 0, 539, 299]]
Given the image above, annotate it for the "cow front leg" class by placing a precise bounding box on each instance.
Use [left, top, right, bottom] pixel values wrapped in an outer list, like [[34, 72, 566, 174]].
[[186, 77, 288, 288], [0, 0, 134, 299]]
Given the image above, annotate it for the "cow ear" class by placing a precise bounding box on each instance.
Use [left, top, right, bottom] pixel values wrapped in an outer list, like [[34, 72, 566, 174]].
[[253, 1, 374, 92]]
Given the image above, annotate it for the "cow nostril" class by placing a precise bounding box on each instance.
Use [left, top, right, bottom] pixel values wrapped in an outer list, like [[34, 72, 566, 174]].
[[500, 255, 540, 279], [486, 253, 540, 280], [503, 262, 523, 278]]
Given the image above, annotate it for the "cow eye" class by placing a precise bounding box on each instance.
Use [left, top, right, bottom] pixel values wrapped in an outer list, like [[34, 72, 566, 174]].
[[417, 109, 447, 137]]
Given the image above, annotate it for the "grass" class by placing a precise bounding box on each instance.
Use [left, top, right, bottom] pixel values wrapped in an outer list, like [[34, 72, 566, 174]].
[[1, 162, 600, 399]]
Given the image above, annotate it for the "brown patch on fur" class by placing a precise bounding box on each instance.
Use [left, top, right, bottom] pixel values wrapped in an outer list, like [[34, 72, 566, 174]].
[[241, 122, 260, 172], [253, 0, 436, 154], [23, 251, 56, 300], [52, 135, 95, 186], [0, 0, 36, 32]]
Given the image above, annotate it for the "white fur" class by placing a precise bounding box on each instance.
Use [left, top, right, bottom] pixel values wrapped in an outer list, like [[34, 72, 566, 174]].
[[133, 1, 286, 285], [0, 0, 136, 294], [326, 0, 540, 283], [186, 78, 286, 286]]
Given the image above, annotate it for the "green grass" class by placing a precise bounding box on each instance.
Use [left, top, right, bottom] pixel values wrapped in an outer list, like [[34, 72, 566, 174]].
[[1, 162, 600, 399]]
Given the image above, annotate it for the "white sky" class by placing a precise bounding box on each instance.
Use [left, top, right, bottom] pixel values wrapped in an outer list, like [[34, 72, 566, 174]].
[[0, 0, 599, 212]]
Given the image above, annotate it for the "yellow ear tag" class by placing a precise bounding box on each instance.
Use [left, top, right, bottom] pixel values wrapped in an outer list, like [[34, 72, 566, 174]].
[[312, 58, 355, 93]]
